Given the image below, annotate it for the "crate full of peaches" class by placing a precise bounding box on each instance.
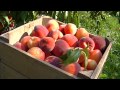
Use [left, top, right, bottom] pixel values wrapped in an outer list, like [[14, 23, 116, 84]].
[[13, 19, 107, 76]]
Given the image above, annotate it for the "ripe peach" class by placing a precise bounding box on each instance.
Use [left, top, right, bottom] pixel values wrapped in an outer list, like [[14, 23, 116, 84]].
[[46, 19, 59, 31], [44, 52, 52, 59], [64, 23, 77, 35], [27, 47, 45, 60], [45, 56, 63, 68], [13, 42, 26, 51], [30, 30, 39, 37], [58, 30, 63, 39], [61, 34, 78, 47], [39, 37, 55, 53], [34, 25, 49, 38], [75, 28, 89, 39], [47, 30, 59, 41], [27, 36, 41, 49], [20, 35, 31, 51], [81, 59, 97, 70], [89, 49, 102, 63], [91, 36, 106, 52], [78, 53, 85, 64], [61, 62, 81, 76], [52, 39, 70, 57], [78, 37, 95, 52], [87, 59, 97, 70], [59, 24, 66, 34], [81, 67, 85, 71]]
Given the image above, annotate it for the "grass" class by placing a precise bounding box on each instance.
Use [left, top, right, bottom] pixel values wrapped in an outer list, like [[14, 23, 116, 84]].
[[45, 11, 120, 79]]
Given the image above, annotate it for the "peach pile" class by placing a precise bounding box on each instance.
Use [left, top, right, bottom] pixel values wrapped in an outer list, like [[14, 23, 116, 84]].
[[13, 19, 107, 76]]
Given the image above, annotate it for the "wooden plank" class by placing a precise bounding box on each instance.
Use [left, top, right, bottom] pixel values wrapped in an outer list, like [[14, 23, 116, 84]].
[[0, 62, 28, 79], [78, 70, 94, 79], [0, 40, 78, 79], [90, 42, 112, 79]]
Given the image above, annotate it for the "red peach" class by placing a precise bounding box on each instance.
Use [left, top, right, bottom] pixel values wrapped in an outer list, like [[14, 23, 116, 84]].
[[20, 35, 31, 51], [91, 36, 106, 52], [34, 25, 49, 38], [81, 59, 97, 70], [46, 19, 59, 31], [52, 39, 70, 57], [27, 36, 41, 49], [61, 34, 78, 47], [45, 56, 63, 68], [89, 49, 102, 63], [77, 37, 95, 52], [39, 37, 55, 53], [13, 42, 26, 51], [58, 30, 63, 39], [64, 23, 77, 35], [47, 30, 59, 41], [61, 62, 81, 76], [27, 47, 45, 61], [75, 28, 89, 40], [59, 24, 66, 34]]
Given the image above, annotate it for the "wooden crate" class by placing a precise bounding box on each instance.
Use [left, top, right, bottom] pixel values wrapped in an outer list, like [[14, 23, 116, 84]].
[[0, 15, 112, 79]]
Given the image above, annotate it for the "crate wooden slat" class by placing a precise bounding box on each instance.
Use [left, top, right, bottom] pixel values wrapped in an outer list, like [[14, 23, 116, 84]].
[[0, 15, 112, 79], [0, 61, 28, 79]]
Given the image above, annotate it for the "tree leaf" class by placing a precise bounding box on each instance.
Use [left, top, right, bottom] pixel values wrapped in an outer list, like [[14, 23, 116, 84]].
[[60, 48, 82, 65]]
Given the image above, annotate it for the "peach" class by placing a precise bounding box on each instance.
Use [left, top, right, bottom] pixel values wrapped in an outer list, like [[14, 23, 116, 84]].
[[78, 53, 85, 64], [34, 25, 49, 38], [46, 19, 59, 31], [47, 30, 59, 41], [87, 59, 97, 70], [52, 39, 70, 57], [39, 37, 55, 53], [13, 42, 26, 51], [30, 30, 39, 37], [61, 62, 81, 76], [27, 36, 41, 49], [58, 30, 63, 39], [64, 23, 77, 35], [59, 24, 66, 34], [91, 36, 106, 52], [75, 28, 89, 39], [44, 52, 52, 59], [61, 34, 78, 47], [77, 37, 95, 52], [81, 59, 97, 70], [27, 47, 45, 60], [20, 35, 31, 51], [45, 56, 63, 68], [81, 67, 85, 71], [89, 49, 102, 63]]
